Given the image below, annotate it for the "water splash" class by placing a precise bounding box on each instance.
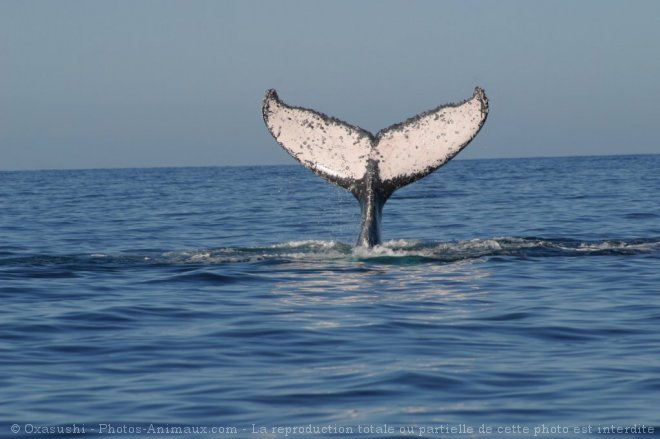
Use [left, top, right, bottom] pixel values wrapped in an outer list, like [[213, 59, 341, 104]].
[[131, 236, 660, 263], [1, 237, 658, 269]]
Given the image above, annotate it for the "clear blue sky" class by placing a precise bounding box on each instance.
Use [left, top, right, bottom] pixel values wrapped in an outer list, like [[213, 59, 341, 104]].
[[1, 0, 658, 171]]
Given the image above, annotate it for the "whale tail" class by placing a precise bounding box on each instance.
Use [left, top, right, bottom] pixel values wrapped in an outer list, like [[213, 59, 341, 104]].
[[262, 88, 488, 247]]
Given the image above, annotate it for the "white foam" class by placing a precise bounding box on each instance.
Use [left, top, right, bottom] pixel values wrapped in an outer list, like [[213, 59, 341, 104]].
[[157, 237, 660, 265], [576, 240, 660, 252], [270, 240, 342, 250], [382, 239, 423, 248]]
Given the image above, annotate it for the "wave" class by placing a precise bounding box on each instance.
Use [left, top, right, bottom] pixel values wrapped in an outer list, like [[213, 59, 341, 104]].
[[1, 237, 659, 269]]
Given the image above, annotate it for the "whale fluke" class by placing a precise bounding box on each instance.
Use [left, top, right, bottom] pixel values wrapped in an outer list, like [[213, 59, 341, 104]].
[[262, 88, 488, 247]]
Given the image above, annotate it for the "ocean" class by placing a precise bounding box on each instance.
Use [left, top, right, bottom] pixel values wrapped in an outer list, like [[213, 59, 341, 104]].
[[1, 154, 659, 438]]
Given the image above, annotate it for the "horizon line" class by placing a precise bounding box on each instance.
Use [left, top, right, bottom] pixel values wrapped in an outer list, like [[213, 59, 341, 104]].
[[2, 152, 658, 173]]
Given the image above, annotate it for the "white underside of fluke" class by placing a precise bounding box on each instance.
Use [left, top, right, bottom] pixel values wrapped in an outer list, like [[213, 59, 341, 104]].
[[374, 91, 487, 183], [262, 88, 488, 189], [262, 93, 372, 182]]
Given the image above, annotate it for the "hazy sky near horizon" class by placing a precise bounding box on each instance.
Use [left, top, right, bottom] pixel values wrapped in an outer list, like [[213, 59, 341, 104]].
[[1, 0, 659, 171]]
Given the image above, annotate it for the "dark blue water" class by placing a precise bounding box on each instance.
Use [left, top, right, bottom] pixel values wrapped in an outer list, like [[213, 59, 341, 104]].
[[1, 155, 659, 438]]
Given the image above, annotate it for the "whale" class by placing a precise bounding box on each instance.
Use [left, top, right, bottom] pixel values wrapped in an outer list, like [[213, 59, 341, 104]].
[[262, 88, 489, 248]]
